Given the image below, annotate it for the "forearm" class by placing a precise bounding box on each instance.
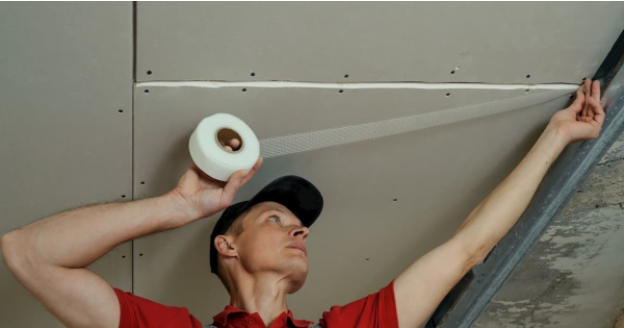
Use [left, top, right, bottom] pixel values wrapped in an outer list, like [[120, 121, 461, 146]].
[[2, 191, 193, 269], [453, 126, 569, 262]]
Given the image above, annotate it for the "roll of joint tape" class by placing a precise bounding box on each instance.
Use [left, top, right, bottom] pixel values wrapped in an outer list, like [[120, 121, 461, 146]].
[[189, 113, 260, 181]]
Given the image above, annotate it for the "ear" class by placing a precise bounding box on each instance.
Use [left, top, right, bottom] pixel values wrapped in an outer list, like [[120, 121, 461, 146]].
[[215, 235, 238, 257]]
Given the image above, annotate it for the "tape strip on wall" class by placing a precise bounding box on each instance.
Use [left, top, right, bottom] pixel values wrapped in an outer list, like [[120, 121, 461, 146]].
[[259, 89, 573, 158]]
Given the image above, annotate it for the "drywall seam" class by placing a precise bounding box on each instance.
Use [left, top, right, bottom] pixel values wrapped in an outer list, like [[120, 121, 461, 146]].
[[135, 80, 579, 91], [134, 81, 576, 158]]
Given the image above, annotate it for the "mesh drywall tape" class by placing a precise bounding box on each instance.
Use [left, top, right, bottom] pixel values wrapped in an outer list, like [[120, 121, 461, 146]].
[[190, 89, 572, 180], [259, 89, 572, 157]]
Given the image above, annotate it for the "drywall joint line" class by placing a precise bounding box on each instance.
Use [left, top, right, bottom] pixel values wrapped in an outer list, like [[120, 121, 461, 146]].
[[135, 80, 579, 91]]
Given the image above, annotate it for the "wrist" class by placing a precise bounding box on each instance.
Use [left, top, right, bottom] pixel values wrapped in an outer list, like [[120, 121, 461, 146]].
[[162, 190, 202, 229], [543, 123, 571, 148], [543, 124, 571, 148], [532, 125, 569, 166]]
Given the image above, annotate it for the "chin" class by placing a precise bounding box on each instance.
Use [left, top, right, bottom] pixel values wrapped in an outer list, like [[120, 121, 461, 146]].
[[284, 262, 308, 293], [286, 274, 307, 294]]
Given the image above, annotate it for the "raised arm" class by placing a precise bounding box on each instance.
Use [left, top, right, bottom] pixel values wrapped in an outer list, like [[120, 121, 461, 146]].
[[0, 149, 261, 328], [393, 80, 604, 328]]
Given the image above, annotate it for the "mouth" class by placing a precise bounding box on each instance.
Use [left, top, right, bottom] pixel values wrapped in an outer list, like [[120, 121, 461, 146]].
[[287, 243, 308, 256]]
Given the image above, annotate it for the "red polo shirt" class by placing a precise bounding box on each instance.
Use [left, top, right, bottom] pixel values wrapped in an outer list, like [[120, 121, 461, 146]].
[[113, 279, 398, 328]]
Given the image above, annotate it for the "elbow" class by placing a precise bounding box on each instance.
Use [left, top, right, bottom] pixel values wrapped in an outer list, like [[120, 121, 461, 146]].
[[1, 230, 26, 272], [451, 236, 494, 271], [1, 231, 17, 266], [1, 231, 16, 257], [466, 243, 497, 269], [463, 251, 483, 272]]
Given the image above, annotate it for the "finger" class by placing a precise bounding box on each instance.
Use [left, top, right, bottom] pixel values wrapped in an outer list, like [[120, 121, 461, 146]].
[[222, 157, 263, 201], [240, 157, 263, 186], [224, 145, 233, 152], [589, 97, 605, 127], [228, 138, 241, 150], [584, 78, 591, 91], [586, 86, 595, 120], [222, 170, 248, 203], [570, 88, 585, 113], [591, 80, 601, 103], [581, 116, 593, 123]]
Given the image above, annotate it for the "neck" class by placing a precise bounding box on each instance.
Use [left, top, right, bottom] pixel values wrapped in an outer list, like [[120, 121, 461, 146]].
[[228, 271, 290, 327]]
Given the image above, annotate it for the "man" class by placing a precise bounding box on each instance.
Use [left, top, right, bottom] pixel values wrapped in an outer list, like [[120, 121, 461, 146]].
[[1, 80, 604, 328]]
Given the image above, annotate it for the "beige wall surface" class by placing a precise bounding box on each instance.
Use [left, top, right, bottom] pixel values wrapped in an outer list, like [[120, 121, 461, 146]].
[[0, 3, 133, 327], [135, 2, 623, 83]]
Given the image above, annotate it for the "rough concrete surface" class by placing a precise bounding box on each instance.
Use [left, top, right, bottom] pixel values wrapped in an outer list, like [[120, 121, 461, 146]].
[[474, 132, 624, 328]]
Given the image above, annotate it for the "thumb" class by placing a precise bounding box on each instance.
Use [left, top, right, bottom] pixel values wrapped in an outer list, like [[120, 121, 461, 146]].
[[221, 169, 248, 203]]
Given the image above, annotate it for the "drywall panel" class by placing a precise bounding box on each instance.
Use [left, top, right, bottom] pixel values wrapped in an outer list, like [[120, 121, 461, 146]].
[[136, 2, 623, 83], [0, 3, 132, 327], [132, 84, 573, 323]]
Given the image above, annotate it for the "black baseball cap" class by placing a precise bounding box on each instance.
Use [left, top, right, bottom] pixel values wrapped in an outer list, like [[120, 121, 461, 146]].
[[210, 175, 323, 275]]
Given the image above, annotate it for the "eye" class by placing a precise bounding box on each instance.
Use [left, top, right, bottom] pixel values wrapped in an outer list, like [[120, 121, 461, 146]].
[[268, 215, 282, 225]]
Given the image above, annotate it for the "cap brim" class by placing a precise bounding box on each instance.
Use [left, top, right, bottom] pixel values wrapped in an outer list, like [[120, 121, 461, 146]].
[[244, 175, 324, 227]]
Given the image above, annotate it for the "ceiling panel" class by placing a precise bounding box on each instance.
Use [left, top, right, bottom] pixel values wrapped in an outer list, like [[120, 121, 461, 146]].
[[132, 84, 571, 322], [136, 2, 622, 83]]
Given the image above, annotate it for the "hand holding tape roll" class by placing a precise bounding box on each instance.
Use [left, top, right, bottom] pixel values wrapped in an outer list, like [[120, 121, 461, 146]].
[[189, 113, 260, 181]]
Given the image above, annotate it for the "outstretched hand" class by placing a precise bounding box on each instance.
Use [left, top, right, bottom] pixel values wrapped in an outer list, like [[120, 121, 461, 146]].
[[548, 79, 604, 144], [170, 138, 263, 225]]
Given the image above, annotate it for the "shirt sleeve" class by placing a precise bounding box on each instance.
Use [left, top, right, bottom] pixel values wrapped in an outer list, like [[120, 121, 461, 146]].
[[113, 286, 202, 328], [319, 279, 399, 328]]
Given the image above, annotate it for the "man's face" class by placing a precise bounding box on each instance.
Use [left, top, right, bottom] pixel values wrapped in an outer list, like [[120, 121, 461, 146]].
[[234, 201, 310, 293]]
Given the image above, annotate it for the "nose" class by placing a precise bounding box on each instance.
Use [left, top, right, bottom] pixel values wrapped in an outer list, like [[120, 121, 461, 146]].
[[290, 225, 309, 240]]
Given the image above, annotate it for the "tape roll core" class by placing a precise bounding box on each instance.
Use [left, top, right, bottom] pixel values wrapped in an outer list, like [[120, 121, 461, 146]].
[[215, 128, 244, 153]]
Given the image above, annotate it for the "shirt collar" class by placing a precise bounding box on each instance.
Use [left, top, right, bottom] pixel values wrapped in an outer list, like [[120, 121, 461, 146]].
[[212, 305, 314, 328]]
